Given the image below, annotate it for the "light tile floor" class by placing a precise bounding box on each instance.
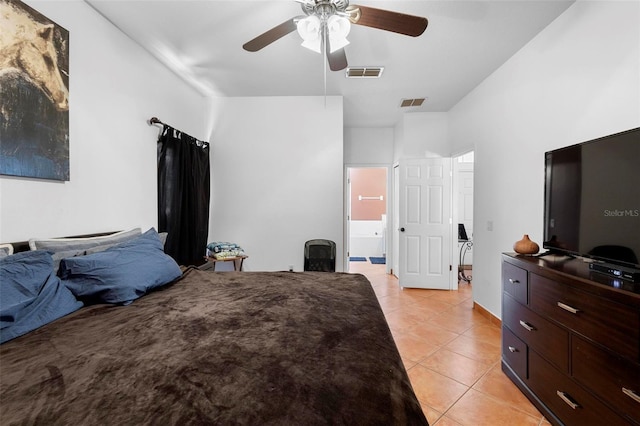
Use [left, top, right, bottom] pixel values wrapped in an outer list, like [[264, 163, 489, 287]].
[[349, 261, 551, 426]]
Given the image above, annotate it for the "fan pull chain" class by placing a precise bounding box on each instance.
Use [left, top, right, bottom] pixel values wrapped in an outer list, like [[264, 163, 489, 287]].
[[324, 52, 327, 107], [323, 23, 327, 107]]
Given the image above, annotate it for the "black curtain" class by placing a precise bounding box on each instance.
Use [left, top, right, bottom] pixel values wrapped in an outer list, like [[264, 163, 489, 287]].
[[157, 125, 210, 266]]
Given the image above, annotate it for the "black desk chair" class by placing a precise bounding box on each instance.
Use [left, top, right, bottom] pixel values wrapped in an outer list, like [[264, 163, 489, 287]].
[[304, 239, 336, 272]]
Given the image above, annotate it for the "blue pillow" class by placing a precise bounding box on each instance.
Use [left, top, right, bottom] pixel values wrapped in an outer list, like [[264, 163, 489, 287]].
[[59, 228, 182, 305], [0, 250, 83, 344]]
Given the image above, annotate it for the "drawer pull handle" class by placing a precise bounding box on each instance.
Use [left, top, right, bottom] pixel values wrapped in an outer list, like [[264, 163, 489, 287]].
[[508, 278, 520, 284], [557, 302, 580, 314], [556, 391, 580, 409], [622, 387, 640, 404], [519, 320, 535, 332], [508, 346, 518, 353]]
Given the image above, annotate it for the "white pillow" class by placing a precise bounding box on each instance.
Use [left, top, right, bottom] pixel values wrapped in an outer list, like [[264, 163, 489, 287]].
[[29, 228, 142, 252], [29, 228, 142, 271], [0, 243, 14, 258]]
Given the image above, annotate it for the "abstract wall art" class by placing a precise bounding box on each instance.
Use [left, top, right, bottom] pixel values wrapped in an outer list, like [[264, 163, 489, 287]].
[[0, 0, 70, 181]]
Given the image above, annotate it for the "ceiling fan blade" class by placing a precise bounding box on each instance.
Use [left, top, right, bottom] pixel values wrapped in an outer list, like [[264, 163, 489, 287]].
[[327, 48, 348, 71], [243, 17, 299, 52], [324, 29, 348, 71], [348, 5, 428, 37]]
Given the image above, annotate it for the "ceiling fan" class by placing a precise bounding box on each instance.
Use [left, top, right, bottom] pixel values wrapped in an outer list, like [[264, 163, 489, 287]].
[[243, 0, 428, 71]]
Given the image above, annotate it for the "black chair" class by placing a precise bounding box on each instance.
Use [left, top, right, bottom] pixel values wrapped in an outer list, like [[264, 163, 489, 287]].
[[304, 239, 336, 272], [588, 245, 638, 264], [458, 223, 469, 241]]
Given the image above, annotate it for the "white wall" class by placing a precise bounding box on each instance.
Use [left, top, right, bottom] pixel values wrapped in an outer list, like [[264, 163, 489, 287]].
[[449, 0, 640, 318], [0, 0, 207, 242], [208, 96, 344, 272], [344, 127, 393, 165], [395, 112, 449, 161]]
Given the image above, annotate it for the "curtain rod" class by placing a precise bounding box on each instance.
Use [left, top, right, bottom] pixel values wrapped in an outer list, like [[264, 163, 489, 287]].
[[148, 116, 208, 147], [148, 116, 164, 126]]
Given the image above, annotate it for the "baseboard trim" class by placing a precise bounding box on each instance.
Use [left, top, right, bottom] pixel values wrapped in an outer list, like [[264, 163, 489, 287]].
[[473, 301, 501, 327]]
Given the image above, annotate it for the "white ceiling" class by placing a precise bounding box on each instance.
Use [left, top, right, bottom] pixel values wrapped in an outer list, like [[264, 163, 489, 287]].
[[86, 0, 575, 128]]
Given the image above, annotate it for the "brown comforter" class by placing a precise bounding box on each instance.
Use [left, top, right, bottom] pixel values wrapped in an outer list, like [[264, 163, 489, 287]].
[[0, 269, 428, 425]]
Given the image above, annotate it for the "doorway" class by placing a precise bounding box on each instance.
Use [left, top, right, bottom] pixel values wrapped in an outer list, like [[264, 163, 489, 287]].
[[454, 151, 474, 284], [391, 155, 474, 289], [346, 167, 388, 272]]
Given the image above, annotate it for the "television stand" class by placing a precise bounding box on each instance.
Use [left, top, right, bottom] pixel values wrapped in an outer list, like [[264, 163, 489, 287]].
[[501, 253, 640, 425]]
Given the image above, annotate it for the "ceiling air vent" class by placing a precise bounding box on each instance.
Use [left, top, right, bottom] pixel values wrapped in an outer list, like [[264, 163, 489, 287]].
[[346, 67, 384, 78], [400, 98, 426, 108]]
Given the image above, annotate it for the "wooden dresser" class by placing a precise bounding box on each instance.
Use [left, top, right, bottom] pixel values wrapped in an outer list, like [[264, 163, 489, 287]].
[[501, 253, 640, 425]]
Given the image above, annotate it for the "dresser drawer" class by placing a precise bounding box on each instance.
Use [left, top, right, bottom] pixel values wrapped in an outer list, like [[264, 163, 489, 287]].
[[502, 326, 528, 379], [572, 335, 640, 425], [529, 351, 629, 426], [503, 293, 569, 373], [530, 273, 640, 360], [503, 261, 528, 305]]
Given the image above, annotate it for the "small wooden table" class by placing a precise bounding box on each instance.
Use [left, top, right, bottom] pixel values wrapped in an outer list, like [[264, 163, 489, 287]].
[[204, 255, 248, 271]]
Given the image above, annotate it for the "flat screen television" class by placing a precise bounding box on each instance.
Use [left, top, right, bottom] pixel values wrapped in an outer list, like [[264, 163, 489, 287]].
[[543, 127, 640, 271]]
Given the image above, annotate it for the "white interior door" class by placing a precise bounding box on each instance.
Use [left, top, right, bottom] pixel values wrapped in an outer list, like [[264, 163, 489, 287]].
[[398, 158, 452, 289]]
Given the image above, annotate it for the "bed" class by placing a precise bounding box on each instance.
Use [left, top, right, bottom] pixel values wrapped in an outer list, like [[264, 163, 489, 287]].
[[0, 229, 428, 425]]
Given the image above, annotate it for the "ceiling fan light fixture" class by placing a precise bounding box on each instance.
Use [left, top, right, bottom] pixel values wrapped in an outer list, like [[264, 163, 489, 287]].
[[297, 15, 322, 53], [297, 13, 351, 54], [327, 15, 351, 53]]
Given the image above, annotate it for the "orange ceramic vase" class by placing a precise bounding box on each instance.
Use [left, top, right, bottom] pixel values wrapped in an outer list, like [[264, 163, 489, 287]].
[[514, 234, 539, 255]]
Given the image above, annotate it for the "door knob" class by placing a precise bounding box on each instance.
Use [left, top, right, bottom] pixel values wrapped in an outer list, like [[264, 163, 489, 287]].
[[400, 227, 405, 232]]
